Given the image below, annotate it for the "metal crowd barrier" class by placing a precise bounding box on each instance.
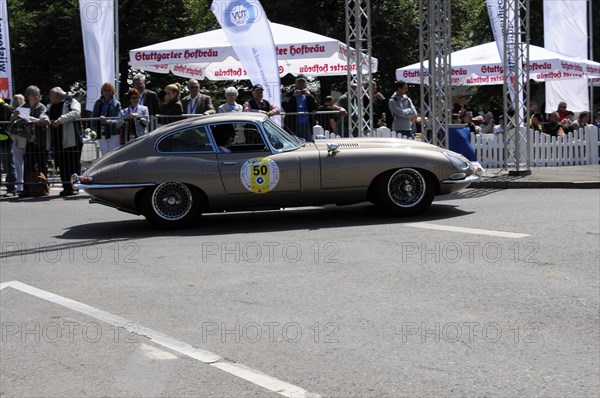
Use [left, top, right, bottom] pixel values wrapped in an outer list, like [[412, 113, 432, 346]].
[[147, 111, 345, 137], [1, 111, 348, 189]]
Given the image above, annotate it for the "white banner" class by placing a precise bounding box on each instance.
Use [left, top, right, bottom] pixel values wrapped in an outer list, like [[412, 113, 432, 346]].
[[486, 0, 507, 68], [486, 0, 521, 110], [0, 0, 13, 99], [544, 0, 589, 112], [143, 56, 379, 81], [79, 0, 116, 111], [210, 0, 280, 110]]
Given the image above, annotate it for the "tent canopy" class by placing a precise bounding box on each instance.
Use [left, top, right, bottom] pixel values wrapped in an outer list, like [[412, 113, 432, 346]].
[[130, 22, 378, 80], [396, 42, 600, 86]]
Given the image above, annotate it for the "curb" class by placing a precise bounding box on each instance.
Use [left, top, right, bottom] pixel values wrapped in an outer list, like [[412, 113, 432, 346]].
[[470, 180, 600, 189]]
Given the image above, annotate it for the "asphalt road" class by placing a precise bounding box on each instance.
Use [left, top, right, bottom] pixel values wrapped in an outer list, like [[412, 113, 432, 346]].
[[1, 188, 599, 397]]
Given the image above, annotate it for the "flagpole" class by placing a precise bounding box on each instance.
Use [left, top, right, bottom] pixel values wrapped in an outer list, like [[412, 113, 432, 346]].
[[1, 0, 14, 98], [114, 0, 119, 97], [589, 0, 594, 111], [7, 1, 14, 98]]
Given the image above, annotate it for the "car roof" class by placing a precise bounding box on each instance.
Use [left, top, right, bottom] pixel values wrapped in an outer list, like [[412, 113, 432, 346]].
[[157, 112, 269, 132]]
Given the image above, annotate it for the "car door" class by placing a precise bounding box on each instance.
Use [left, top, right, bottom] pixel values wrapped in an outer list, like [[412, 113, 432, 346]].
[[210, 122, 301, 195]]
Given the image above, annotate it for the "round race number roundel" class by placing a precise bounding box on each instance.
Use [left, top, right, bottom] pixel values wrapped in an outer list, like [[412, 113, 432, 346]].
[[240, 158, 280, 194]]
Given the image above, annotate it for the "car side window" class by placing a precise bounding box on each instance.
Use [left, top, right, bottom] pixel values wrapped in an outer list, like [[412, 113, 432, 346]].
[[157, 128, 214, 153], [210, 123, 269, 153]]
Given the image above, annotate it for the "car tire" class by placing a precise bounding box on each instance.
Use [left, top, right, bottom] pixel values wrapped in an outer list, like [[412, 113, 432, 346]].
[[142, 182, 201, 229], [375, 168, 435, 216]]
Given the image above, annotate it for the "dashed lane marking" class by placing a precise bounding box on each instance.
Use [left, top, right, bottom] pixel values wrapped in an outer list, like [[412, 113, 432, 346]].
[[404, 222, 530, 239]]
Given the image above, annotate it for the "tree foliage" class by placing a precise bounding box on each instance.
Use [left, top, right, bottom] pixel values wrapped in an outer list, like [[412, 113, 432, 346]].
[[6, 0, 598, 107]]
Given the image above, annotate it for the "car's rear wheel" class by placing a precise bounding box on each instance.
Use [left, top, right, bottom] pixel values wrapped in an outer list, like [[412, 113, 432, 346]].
[[375, 168, 435, 216], [142, 182, 200, 228]]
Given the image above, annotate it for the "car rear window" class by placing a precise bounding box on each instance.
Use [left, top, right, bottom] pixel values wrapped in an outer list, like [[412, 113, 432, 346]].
[[157, 127, 214, 153]]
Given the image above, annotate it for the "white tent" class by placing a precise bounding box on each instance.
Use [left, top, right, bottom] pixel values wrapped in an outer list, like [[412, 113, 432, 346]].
[[396, 42, 600, 86], [129, 22, 378, 80]]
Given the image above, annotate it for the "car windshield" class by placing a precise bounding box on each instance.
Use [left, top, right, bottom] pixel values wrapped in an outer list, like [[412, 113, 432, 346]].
[[262, 118, 301, 152]]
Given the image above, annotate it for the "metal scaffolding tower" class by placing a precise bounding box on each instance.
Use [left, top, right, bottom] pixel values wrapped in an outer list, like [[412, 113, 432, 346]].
[[418, 0, 451, 147], [345, 0, 373, 136], [502, 0, 531, 175]]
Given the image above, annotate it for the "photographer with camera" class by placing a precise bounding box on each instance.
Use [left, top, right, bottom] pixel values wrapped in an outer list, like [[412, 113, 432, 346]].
[[282, 74, 318, 141]]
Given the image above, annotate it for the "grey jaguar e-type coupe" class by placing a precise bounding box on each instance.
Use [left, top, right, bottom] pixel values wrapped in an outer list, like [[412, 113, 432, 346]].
[[72, 113, 482, 228]]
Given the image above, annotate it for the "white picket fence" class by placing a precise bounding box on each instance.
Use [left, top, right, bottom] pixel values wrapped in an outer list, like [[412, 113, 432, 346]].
[[363, 125, 600, 168], [471, 125, 600, 168]]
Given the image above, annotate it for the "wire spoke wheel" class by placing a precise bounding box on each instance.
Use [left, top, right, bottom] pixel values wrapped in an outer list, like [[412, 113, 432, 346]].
[[151, 182, 193, 221], [373, 168, 435, 217], [387, 168, 426, 208]]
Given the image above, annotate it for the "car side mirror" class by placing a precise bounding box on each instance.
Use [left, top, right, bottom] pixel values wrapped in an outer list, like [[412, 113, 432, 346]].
[[327, 143, 339, 154]]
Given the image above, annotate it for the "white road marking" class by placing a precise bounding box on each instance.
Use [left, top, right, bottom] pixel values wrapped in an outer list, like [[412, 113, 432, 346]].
[[404, 222, 530, 239], [0, 281, 320, 398], [213, 361, 318, 397]]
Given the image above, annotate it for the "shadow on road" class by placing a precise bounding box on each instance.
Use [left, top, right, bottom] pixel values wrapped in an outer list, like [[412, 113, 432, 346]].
[[57, 202, 474, 241], [0, 203, 474, 261]]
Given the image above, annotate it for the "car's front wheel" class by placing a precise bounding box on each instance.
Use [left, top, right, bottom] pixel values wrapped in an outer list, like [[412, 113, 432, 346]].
[[374, 168, 435, 216], [142, 182, 200, 228]]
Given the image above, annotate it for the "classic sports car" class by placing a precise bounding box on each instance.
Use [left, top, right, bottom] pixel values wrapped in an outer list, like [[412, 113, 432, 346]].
[[72, 113, 482, 228]]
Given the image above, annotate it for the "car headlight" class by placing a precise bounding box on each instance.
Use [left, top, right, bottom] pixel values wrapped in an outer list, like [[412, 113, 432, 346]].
[[444, 152, 470, 171]]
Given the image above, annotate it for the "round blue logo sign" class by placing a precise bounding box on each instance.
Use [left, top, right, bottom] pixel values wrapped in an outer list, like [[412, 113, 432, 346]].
[[225, 0, 257, 32]]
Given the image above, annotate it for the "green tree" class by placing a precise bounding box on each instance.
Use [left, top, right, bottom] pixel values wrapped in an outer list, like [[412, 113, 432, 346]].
[[9, 0, 85, 95], [7, 0, 597, 109]]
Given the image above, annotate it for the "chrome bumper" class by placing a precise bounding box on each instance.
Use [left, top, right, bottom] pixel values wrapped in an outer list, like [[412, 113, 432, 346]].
[[71, 174, 155, 190], [441, 173, 481, 185], [441, 162, 484, 185]]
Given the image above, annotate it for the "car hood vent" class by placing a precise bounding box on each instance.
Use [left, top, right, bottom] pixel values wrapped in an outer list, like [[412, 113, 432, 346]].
[[335, 142, 361, 148]]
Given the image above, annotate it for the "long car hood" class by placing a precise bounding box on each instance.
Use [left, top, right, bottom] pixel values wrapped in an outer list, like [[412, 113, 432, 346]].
[[313, 137, 448, 153]]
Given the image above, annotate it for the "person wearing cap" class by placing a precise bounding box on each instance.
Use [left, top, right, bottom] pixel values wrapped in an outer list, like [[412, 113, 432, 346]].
[[218, 87, 242, 113], [243, 84, 280, 117], [282, 74, 318, 141]]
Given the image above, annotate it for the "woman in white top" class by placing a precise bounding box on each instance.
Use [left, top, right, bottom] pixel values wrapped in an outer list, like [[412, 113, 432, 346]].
[[217, 87, 243, 113]]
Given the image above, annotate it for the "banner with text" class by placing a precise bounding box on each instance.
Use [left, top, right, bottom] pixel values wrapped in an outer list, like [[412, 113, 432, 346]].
[[486, 0, 521, 114], [79, 0, 116, 111], [211, 0, 281, 111], [0, 0, 13, 99], [544, 0, 589, 112]]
